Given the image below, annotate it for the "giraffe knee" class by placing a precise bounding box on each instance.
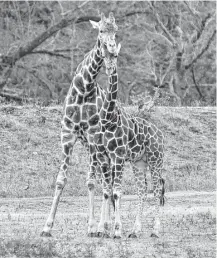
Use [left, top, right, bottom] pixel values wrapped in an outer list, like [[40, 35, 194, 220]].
[[113, 191, 121, 200], [56, 176, 67, 189], [104, 193, 109, 199], [87, 180, 95, 191]]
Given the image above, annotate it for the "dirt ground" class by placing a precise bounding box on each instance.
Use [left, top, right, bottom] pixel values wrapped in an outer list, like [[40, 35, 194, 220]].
[[0, 191, 216, 258]]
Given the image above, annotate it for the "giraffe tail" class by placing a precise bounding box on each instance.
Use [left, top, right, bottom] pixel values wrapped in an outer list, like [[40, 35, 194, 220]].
[[159, 178, 165, 206]]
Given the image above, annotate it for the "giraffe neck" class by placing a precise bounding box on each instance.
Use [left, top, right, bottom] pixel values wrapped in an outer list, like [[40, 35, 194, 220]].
[[100, 67, 118, 124], [74, 37, 104, 92]]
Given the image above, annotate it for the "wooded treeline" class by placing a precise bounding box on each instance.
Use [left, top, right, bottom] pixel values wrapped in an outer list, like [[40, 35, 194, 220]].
[[0, 1, 216, 106]]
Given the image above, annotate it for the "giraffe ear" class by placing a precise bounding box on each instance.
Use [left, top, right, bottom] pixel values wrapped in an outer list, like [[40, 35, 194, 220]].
[[89, 20, 100, 29]]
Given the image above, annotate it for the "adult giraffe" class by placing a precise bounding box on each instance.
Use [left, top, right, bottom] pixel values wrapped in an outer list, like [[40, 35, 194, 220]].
[[41, 12, 119, 237], [93, 46, 165, 238]]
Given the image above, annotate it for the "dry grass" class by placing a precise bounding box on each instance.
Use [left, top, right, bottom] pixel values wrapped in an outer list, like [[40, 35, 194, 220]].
[[0, 191, 216, 258]]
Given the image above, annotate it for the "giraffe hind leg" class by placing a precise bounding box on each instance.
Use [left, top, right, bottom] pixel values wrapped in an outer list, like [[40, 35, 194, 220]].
[[149, 164, 165, 238], [129, 159, 148, 238]]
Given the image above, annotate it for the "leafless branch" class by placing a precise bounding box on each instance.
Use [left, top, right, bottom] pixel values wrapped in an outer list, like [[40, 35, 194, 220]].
[[191, 66, 204, 99], [183, 1, 201, 30], [30, 50, 71, 60], [185, 29, 216, 70], [148, 1, 177, 47]]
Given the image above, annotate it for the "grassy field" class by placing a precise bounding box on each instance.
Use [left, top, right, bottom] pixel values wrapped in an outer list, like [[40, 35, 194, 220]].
[[0, 104, 216, 198], [0, 104, 216, 257], [0, 191, 216, 258]]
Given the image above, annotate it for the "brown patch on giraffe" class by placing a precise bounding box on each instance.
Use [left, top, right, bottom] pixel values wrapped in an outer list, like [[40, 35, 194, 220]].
[[64, 105, 80, 123], [105, 131, 114, 139], [94, 132, 103, 145], [97, 98, 103, 110], [149, 143, 159, 153], [63, 117, 73, 129], [137, 134, 145, 145], [117, 138, 123, 146], [109, 152, 116, 161], [80, 122, 88, 131], [134, 123, 138, 134], [128, 138, 137, 149], [94, 52, 101, 63], [115, 128, 124, 138], [148, 127, 155, 136], [106, 112, 112, 120], [83, 68, 91, 82], [88, 66, 96, 75], [131, 145, 141, 153], [121, 115, 128, 126], [92, 60, 97, 70], [84, 88, 96, 101], [85, 53, 90, 63], [89, 114, 100, 126], [87, 105, 97, 117], [71, 87, 77, 96], [86, 82, 95, 93], [74, 75, 85, 94], [87, 125, 99, 135], [76, 94, 83, 105], [107, 124, 117, 132], [108, 138, 117, 152], [123, 134, 127, 144], [128, 129, 134, 142], [108, 102, 116, 112], [97, 144, 105, 153], [115, 146, 126, 157], [112, 91, 118, 100], [128, 119, 134, 129], [144, 126, 148, 135], [154, 151, 160, 157]]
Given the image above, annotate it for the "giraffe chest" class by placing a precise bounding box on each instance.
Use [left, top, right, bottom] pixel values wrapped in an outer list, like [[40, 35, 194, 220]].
[[63, 89, 104, 137]]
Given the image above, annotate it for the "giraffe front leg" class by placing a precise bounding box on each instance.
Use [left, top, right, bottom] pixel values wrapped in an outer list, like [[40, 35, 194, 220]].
[[129, 160, 148, 238], [87, 148, 98, 237], [41, 132, 77, 237], [112, 159, 124, 239], [96, 155, 112, 238]]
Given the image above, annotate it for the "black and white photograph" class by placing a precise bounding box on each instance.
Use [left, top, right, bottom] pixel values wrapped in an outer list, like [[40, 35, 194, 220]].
[[0, 1, 216, 257]]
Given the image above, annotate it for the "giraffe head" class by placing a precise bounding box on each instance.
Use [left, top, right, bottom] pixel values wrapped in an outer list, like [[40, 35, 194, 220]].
[[90, 12, 118, 54]]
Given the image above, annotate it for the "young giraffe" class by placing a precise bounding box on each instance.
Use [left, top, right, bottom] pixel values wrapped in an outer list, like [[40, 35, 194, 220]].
[[93, 47, 165, 238], [41, 12, 119, 237]]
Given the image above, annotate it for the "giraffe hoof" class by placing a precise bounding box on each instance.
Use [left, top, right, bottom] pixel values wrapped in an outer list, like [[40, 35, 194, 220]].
[[88, 232, 97, 237], [103, 233, 110, 238], [113, 235, 121, 239], [40, 231, 52, 237], [128, 233, 137, 238], [96, 232, 103, 237], [150, 233, 159, 238]]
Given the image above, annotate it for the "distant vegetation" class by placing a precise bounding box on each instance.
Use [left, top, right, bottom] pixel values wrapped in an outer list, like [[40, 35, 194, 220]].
[[0, 1, 216, 106]]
